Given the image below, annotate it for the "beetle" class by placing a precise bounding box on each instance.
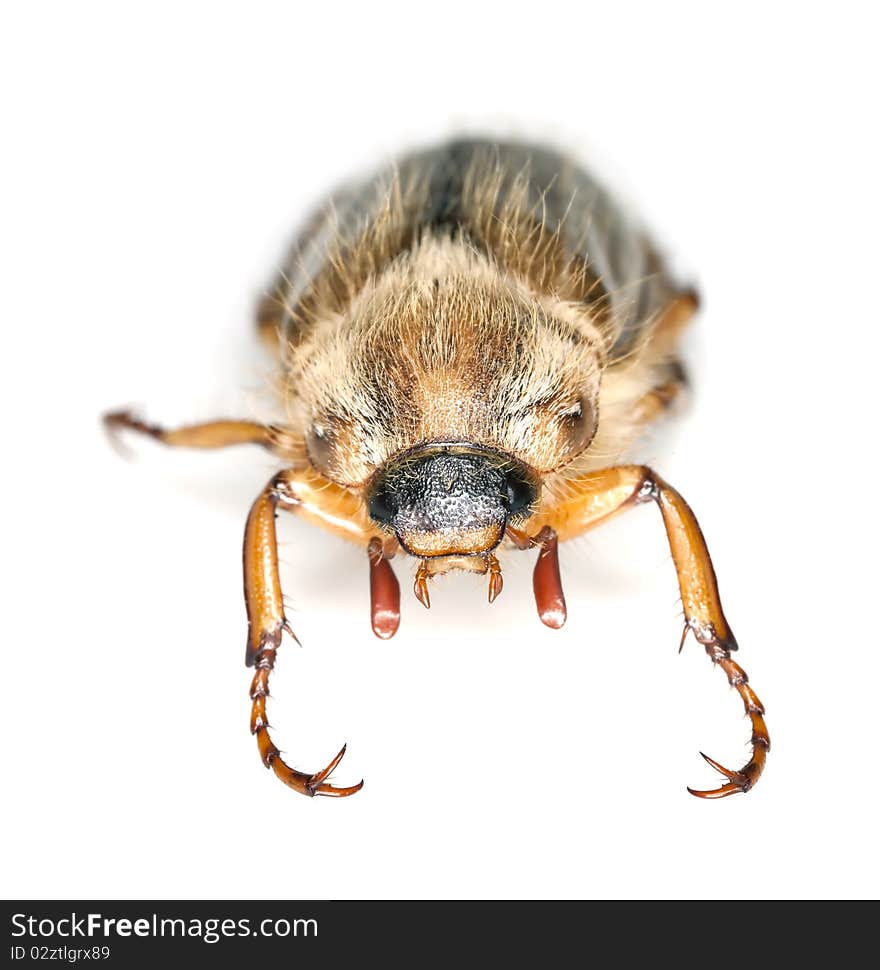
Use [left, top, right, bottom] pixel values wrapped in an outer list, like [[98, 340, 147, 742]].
[[106, 138, 768, 799]]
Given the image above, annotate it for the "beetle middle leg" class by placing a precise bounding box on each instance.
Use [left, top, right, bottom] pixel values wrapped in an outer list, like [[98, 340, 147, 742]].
[[522, 465, 769, 798], [631, 361, 688, 426], [627, 289, 696, 426], [103, 410, 283, 452]]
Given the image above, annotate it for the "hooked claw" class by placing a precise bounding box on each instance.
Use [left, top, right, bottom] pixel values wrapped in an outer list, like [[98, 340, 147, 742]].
[[687, 751, 752, 799], [102, 408, 155, 459], [304, 744, 364, 798]]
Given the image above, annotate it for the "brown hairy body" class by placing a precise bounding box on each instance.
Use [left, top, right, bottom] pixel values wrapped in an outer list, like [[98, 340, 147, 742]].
[[106, 139, 768, 800], [260, 140, 687, 492]]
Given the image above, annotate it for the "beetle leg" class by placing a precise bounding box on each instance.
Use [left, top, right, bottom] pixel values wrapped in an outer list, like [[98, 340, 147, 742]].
[[626, 290, 695, 429], [104, 409, 284, 453], [108, 414, 383, 795], [245, 474, 363, 797], [526, 465, 768, 798], [630, 364, 688, 427]]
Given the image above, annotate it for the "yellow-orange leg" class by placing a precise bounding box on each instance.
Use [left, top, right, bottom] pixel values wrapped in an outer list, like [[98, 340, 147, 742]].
[[630, 370, 687, 427], [104, 409, 281, 451], [105, 410, 379, 796], [245, 474, 363, 797], [529, 465, 768, 798]]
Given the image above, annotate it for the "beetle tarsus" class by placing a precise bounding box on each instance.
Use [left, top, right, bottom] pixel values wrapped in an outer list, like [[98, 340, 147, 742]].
[[688, 752, 753, 799], [684, 632, 769, 799], [306, 744, 365, 797], [250, 650, 364, 797], [103, 408, 162, 441], [102, 408, 156, 458]]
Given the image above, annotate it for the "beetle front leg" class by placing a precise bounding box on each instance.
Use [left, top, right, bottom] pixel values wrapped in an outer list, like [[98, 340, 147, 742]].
[[244, 474, 363, 797], [528, 465, 769, 798]]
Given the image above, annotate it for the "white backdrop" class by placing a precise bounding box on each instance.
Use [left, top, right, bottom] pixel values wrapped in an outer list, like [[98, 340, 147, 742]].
[[3, 2, 878, 900]]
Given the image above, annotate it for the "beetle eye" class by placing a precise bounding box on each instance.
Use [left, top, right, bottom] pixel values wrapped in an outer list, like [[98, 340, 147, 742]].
[[504, 473, 535, 518], [561, 397, 596, 454], [368, 485, 395, 525]]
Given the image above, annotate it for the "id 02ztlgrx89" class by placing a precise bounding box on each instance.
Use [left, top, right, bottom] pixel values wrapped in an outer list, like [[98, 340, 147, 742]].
[[106, 139, 769, 800]]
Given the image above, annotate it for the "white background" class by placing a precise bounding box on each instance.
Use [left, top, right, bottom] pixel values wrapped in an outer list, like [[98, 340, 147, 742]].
[[2, 2, 878, 900]]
